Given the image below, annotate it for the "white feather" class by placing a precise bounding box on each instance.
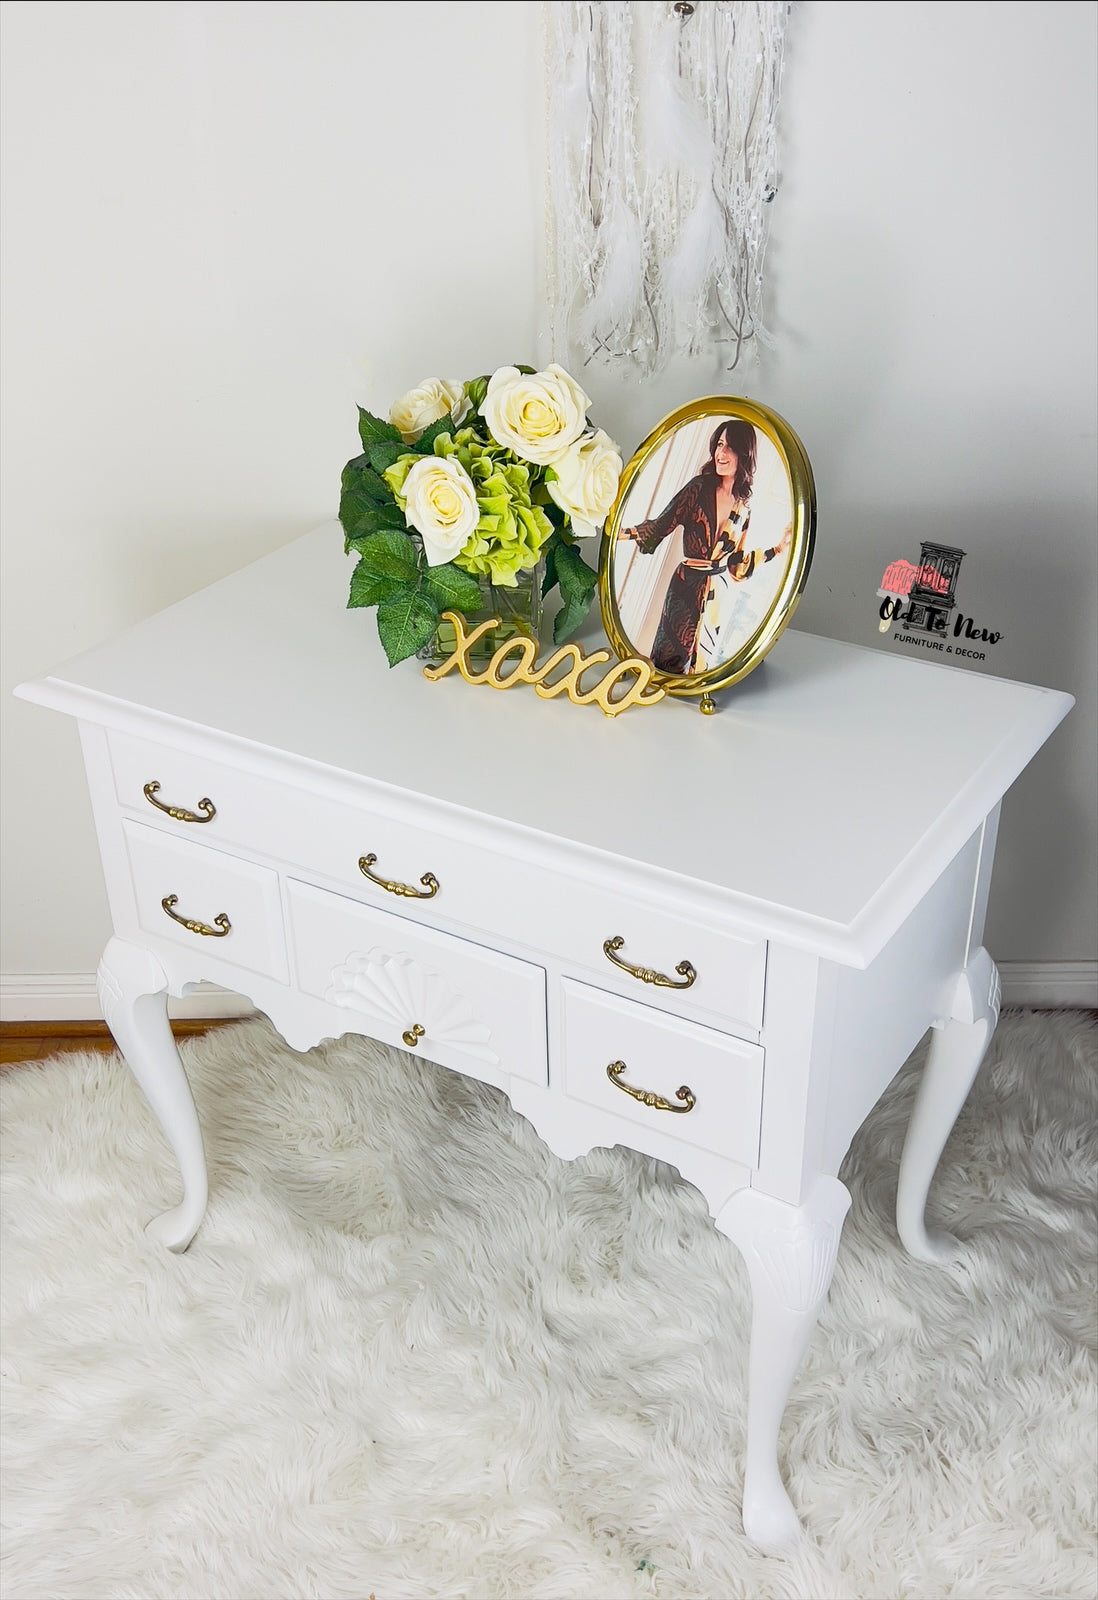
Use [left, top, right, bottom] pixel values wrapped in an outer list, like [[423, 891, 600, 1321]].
[[576, 194, 647, 355], [641, 11, 714, 177], [665, 185, 725, 314]]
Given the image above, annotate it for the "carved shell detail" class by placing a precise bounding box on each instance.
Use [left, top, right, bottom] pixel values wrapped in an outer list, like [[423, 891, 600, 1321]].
[[754, 1219, 840, 1314], [325, 948, 500, 1068]]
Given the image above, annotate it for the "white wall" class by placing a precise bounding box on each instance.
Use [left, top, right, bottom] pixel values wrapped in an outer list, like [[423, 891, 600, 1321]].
[[2, 0, 1095, 1013]]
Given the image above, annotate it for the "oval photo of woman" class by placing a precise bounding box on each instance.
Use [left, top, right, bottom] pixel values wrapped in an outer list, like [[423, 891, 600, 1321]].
[[600, 399, 815, 696]]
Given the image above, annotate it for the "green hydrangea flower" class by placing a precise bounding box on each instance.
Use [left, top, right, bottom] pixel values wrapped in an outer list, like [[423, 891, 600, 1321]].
[[428, 428, 554, 586], [381, 452, 420, 504]]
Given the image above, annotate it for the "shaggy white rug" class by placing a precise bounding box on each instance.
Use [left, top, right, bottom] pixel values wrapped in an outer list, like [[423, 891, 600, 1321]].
[[1, 1009, 1095, 1600]]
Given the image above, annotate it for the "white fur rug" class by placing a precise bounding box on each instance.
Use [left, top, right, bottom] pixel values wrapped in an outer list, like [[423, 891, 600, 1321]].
[[2, 1009, 1095, 1600]]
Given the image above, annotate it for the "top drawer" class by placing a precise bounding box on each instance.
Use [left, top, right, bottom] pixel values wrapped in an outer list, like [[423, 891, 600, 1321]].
[[109, 731, 290, 850], [106, 730, 766, 1033], [107, 732, 543, 917]]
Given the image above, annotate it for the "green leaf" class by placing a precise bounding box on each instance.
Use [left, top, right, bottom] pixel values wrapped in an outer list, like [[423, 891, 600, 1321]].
[[377, 589, 439, 667], [343, 503, 406, 545], [546, 541, 598, 641], [465, 375, 489, 412], [355, 529, 422, 584], [513, 363, 536, 375], [553, 587, 591, 644], [340, 485, 383, 544], [341, 454, 392, 501], [357, 407, 402, 448], [346, 528, 406, 562], [366, 440, 404, 473], [412, 417, 453, 454], [340, 488, 400, 545], [348, 560, 407, 610], [422, 562, 483, 615], [541, 540, 560, 597], [554, 540, 599, 600]]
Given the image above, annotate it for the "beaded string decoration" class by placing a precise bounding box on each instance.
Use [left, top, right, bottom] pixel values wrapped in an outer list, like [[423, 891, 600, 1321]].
[[545, 0, 789, 376]]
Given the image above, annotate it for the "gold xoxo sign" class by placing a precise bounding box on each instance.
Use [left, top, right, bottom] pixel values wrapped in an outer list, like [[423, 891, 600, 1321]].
[[423, 611, 666, 717]]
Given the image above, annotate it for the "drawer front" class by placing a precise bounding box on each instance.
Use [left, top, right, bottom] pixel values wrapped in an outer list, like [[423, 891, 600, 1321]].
[[109, 731, 765, 1035], [286, 879, 548, 1089], [109, 731, 534, 945], [110, 731, 307, 855], [108, 732, 523, 930], [123, 820, 288, 981], [562, 900, 765, 1035], [560, 979, 763, 1166]]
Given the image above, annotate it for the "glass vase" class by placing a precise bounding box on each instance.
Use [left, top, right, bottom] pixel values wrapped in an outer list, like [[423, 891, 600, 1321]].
[[418, 560, 544, 668]]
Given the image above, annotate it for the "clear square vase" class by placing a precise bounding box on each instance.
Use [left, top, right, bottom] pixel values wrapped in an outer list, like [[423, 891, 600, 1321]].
[[418, 560, 544, 669]]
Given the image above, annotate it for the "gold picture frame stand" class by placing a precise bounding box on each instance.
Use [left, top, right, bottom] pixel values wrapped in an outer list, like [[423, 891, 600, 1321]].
[[599, 396, 817, 706]]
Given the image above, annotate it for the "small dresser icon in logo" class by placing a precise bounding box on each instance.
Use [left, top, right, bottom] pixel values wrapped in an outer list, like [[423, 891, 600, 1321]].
[[878, 543, 966, 632]]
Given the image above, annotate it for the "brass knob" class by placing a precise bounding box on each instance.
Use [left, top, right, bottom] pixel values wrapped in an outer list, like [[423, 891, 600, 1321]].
[[402, 1023, 426, 1048]]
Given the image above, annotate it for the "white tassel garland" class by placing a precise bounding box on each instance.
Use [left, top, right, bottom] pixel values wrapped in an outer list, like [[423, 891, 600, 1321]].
[[546, 0, 789, 375]]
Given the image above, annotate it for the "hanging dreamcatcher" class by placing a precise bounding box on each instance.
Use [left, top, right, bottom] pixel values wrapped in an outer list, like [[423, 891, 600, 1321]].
[[546, 0, 789, 376]]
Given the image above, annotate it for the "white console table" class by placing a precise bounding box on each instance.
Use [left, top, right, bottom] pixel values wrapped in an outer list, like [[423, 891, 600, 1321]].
[[16, 524, 1072, 1553]]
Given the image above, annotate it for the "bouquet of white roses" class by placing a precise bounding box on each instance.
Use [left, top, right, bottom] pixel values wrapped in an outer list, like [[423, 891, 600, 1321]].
[[339, 363, 623, 665]]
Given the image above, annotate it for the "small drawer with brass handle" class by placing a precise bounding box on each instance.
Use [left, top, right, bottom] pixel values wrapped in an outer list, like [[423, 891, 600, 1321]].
[[561, 978, 763, 1165], [122, 819, 288, 981], [110, 733, 235, 834], [583, 910, 765, 1037], [286, 877, 547, 1091]]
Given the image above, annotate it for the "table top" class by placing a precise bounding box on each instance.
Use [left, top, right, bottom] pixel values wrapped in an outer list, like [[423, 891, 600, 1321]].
[[17, 525, 1073, 966]]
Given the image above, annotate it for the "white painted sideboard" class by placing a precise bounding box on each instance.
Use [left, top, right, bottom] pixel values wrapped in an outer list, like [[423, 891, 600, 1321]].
[[15, 524, 1073, 1553]]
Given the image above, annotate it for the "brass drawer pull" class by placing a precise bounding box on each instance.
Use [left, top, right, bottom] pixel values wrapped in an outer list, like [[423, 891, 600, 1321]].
[[402, 1023, 426, 1048], [359, 853, 439, 900], [603, 935, 696, 990], [607, 1060, 696, 1114], [143, 781, 216, 824], [161, 894, 231, 938]]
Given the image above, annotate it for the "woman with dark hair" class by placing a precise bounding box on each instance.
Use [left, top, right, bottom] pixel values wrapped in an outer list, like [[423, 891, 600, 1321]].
[[620, 420, 790, 674]]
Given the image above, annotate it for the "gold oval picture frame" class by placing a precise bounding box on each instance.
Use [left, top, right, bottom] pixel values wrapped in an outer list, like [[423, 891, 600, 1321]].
[[598, 397, 816, 701]]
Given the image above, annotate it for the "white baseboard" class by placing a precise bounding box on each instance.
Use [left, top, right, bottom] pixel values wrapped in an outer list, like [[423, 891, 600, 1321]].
[[2, 963, 1095, 1025], [997, 962, 1098, 1010], [0, 974, 254, 1024]]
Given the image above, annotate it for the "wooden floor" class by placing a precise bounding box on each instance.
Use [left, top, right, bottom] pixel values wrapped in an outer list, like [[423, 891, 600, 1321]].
[[0, 1019, 238, 1067]]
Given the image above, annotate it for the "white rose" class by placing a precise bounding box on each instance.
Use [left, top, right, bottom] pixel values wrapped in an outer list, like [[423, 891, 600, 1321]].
[[401, 456, 480, 566], [480, 363, 590, 465], [547, 429, 623, 538], [389, 378, 465, 444]]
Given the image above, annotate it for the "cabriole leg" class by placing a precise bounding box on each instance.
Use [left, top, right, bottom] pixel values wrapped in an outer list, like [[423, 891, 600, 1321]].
[[97, 936, 208, 1252], [716, 1175, 851, 1554], [897, 946, 1000, 1264]]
